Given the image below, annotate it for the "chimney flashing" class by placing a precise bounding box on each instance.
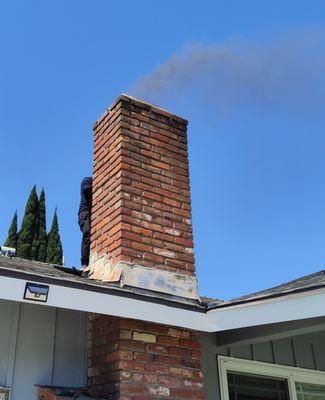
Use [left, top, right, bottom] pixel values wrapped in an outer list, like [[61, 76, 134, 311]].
[[89, 256, 199, 299]]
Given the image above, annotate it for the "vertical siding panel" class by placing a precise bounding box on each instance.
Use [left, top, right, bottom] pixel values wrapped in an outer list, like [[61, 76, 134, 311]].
[[272, 338, 296, 366], [76, 312, 87, 385], [229, 344, 253, 360], [293, 336, 317, 370], [0, 300, 15, 386], [311, 343, 318, 370], [5, 302, 20, 388], [201, 333, 222, 400], [271, 341, 276, 363], [291, 339, 297, 366], [252, 341, 274, 363], [50, 309, 58, 385], [52, 309, 87, 387], [313, 338, 325, 371], [11, 303, 56, 400]]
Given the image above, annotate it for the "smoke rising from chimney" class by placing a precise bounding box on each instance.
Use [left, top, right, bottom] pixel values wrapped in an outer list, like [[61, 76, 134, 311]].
[[130, 31, 325, 118]]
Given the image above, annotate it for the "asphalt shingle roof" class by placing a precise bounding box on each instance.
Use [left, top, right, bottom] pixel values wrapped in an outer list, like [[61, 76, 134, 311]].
[[208, 269, 325, 309]]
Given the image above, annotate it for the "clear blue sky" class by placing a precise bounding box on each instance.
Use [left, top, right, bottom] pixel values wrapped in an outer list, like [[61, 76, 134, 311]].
[[1, 0, 325, 300]]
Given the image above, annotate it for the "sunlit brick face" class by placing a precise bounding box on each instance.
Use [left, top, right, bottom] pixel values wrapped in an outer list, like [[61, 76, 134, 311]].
[[91, 95, 195, 276]]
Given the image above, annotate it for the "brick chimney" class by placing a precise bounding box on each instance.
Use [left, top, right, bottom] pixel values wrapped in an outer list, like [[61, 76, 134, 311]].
[[90, 94, 198, 299], [87, 95, 205, 400]]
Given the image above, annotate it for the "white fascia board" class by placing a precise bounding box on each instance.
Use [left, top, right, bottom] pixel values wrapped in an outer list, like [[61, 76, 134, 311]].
[[207, 287, 325, 331], [3, 273, 325, 333], [0, 275, 210, 331]]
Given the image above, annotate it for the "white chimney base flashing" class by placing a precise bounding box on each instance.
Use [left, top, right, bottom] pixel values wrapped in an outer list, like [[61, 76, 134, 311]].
[[89, 254, 199, 300]]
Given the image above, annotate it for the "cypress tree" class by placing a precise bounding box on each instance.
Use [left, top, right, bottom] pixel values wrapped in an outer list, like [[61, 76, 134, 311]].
[[4, 211, 18, 250], [46, 208, 63, 265], [38, 188, 47, 262], [17, 186, 39, 260], [30, 195, 39, 261]]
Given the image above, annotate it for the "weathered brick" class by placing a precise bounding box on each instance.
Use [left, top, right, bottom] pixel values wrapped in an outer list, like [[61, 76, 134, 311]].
[[169, 367, 193, 378], [133, 372, 157, 383], [145, 343, 168, 354], [145, 364, 169, 375], [133, 332, 156, 343], [90, 94, 195, 276], [168, 328, 191, 339], [147, 386, 170, 396]]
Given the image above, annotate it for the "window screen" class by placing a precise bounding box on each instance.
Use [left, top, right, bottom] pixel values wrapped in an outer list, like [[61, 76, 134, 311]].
[[227, 371, 290, 400], [295, 382, 325, 400]]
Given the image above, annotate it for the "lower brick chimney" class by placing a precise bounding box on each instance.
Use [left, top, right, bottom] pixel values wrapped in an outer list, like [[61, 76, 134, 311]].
[[87, 95, 205, 399], [88, 316, 204, 399]]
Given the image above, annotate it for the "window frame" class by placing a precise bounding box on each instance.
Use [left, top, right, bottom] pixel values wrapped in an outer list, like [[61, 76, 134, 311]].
[[218, 355, 325, 400]]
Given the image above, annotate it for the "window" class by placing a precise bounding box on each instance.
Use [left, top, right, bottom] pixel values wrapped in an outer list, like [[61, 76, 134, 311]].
[[219, 356, 325, 400], [295, 382, 325, 400], [227, 372, 289, 400]]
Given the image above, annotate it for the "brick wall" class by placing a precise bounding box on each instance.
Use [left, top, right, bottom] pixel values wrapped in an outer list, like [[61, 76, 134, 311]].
[[88, 315, 204, 399], [91, 95, 195, 277], [88, 95, 204, 399]]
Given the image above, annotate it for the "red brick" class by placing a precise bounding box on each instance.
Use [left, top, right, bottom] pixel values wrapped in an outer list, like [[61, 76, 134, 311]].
[[106, 350, 133, 362], [157, 375, 182, 387], [181, 358, 201, 368], [118, 361, 145, 372], [169, 367, 193, 378], [145, 344, 168, 354], [180, 339, 201, 350], [133, 352, 157, 363], [191, 350, 202, 359], [119, 319, 144, 330], [144, 323, 168, 335], [157, 354, 181, 366], [119, 383, 145, 394], [167, 328, 191, 339], [145, 364, 169, 375], [157, 336, 179, 346], [170, 388, 198, 398], [133, 373, 157, 384], [169, 347, 191, 357], [90, 95, 196, 276]]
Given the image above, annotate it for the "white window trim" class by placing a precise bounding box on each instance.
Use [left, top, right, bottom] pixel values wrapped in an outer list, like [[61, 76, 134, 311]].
[[218, 355, 325, 400]]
